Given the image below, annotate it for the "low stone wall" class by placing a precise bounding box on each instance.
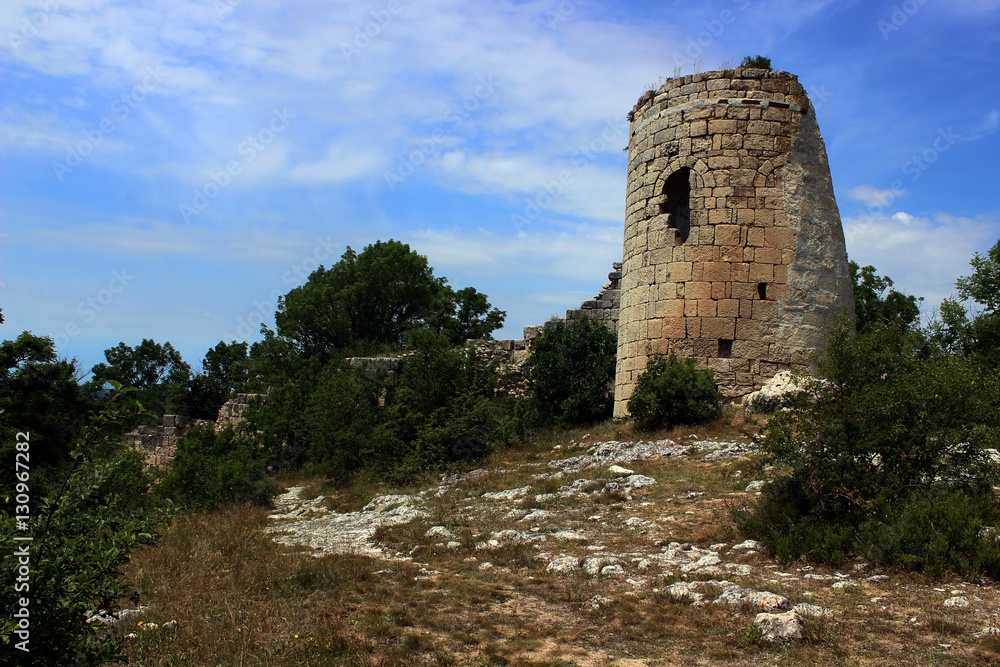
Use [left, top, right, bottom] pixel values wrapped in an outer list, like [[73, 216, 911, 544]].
[[124, 415, 204, 469], [345, 355, 410, 384], [127, 392, 266, 468], [216, 392, 267, 428]]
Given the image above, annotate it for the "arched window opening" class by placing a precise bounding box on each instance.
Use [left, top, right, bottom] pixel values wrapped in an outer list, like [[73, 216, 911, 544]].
[[660, 168, 691, 245]]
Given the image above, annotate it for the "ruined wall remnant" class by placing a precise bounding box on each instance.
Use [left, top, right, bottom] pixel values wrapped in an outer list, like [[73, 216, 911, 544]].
[[124, 414, 202, 469], [614, 68, 853, 416], [126, 393, 266, 468]]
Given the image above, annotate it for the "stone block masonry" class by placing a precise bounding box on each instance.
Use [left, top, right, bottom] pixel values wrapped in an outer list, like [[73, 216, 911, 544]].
[[614, 68, 854, 416], [126, 393, 266, 468]]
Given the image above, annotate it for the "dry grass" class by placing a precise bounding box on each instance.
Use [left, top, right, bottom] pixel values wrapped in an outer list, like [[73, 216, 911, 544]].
[[115, 411, 1000, 666]]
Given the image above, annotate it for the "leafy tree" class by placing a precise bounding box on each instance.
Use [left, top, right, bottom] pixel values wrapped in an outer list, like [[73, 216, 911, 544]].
[[298, 363, 397, 479], [850, 261, 922, 333], [427, 286, 507, 345], [0, 391, 167, 666], [627, 353, 721, 430], [88, 339, 191, 418], [740, 55, 772, 69], [180, 340, 250, 420], [931, 238, 1000, 368], [0, 333, 90, 479], [734, 317, 1000, 577], [523, 316, 617, 426], [387, 329, 502, 472], [158, 423, 274, 510], [274, 240, 504, 357]]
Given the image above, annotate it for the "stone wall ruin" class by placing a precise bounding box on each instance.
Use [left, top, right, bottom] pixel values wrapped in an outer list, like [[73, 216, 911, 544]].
[[613, 68, 854, 415]]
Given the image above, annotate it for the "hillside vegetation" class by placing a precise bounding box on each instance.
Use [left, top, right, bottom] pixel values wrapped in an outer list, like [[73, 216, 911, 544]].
[[1, 238, 999, 665]]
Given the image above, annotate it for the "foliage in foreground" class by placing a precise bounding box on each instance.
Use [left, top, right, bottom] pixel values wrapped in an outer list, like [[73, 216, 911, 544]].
[[0, 392, 168, 666], [735, 318, 1000, 577], [931, 237, 1000, 369], [627, 353, 721, 430], [158, 423, 275, 511], [522, 316, 618, 427]]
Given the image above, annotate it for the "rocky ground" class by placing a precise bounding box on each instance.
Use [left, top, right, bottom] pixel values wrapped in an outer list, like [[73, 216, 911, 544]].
[[263, 431, 1000, 665]]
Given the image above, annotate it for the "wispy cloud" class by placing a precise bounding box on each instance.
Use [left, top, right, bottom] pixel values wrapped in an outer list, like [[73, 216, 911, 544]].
[[844, 211, 1000, 310]]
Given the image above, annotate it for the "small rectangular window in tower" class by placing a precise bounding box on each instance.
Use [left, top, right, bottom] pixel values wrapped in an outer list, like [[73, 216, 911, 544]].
[[757, 282, 768, 300], [718, 339, 733, 358]]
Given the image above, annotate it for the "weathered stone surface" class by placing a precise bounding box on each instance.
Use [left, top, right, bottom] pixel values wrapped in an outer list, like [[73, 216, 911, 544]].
[[266, 488, 427, 559], [546, 555, 581, 573], [614, 69, 854, 415], [742, 369, 827, 412], [755, 610, 804, 642], [425, 525, 457, 540]]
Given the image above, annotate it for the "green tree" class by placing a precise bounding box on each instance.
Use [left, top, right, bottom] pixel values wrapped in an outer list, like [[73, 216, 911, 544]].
[[274, 240, 504, 357], [932, 238, 1000, 367], [0, 333, 90, 478], [523, 316, 617, 426], [180, 340, 250, 420], [87, 339, 191, 418], [1, 391, 166, 666], [850, 261, 922, 333], [427, 286, 507, 345], [735, 317, 1000, 577], [298, 363, 397, 479], [158, 423, 275, 510]]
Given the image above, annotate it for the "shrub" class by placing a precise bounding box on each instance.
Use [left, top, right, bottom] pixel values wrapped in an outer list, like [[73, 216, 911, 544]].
[[522, 316, 617, 426], [626, 353, 721, 429], [0, 392, 167, 666], [734, 318, 1000, 577], [740, 55, 772, 70], [159, 424, 275, 510]]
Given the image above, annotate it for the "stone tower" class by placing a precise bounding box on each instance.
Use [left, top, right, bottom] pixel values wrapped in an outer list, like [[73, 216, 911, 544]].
[[613, 68, 853, 416]]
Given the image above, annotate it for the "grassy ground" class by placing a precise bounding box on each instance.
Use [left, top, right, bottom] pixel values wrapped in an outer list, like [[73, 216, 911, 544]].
[[114, 412, 1000, 666]]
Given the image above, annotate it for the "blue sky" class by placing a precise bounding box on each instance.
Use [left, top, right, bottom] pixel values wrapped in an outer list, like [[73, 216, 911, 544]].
[[2, 0, 998, 374]]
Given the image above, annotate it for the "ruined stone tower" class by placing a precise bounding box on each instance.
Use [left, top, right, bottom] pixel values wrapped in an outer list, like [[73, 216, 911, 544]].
[[613, 68, 853, 416]]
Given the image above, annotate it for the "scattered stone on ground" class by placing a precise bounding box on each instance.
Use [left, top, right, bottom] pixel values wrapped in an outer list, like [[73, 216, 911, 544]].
[[262, 432, 994, 659], [266, 488, 427, 559], [755, 610, 804, 642]]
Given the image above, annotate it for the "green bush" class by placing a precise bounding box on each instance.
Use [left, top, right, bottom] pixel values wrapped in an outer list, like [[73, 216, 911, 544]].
[[734, 318, 1000, 577], [159, 424, 275, 510], [522, 317, 617, 426], [0, 393, 167, 666], [740, 55, 772, 70], [626, 353, 721, 429]]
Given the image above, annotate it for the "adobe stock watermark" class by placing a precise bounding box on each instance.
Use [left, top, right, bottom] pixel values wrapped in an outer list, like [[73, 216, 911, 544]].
[[511, 116, 629, 236], [52, 65, 168, 182], [341, 0, 407, 63], [878, 0, 930, 40], [224, 234, 345, 341], [384, 75, 499, 191], [179, 107, 295, 223], [671, 0, 751, 75], [11, 431, 32, 654], [854, 126, 960, 230], [544, 0, 584, 29], [214, 0, 243, 20], [52, 269, 134, 350], [5, 0, 66, 51]]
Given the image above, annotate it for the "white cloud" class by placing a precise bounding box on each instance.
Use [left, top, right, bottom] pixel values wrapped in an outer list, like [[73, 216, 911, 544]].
[[847, 185, 907, 208], [844, 211, 999, 312], [405, 223, 621, 284], [288, 142, 383, 183], [960, 109, 999, 142], [19, 217, 309, 262]]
